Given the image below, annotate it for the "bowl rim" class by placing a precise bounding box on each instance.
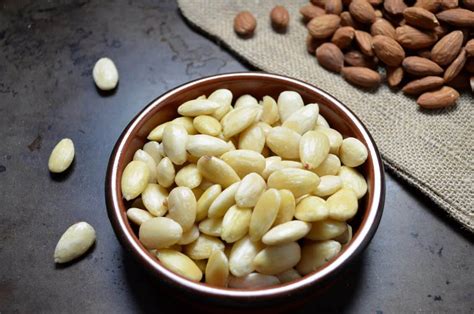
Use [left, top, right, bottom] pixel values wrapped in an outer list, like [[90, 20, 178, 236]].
[[106, 71, 385, 300]]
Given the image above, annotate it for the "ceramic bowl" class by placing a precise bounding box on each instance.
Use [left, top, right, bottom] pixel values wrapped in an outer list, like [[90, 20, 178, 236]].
[[105, 72, 385, 307]]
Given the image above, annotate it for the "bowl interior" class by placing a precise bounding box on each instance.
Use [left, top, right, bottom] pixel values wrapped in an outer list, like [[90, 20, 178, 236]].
[[107, 72, 384, 301]]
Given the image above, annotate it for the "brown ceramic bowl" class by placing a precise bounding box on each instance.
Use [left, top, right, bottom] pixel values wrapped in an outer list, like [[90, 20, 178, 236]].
[[106, 72, 385, 307]]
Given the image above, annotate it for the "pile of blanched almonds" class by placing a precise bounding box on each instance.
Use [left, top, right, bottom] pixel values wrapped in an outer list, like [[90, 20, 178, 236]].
[[121, 89, 369, 289]]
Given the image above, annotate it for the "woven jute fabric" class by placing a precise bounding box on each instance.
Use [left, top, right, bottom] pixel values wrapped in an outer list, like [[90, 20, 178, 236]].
[[178, 0, 473, 232]]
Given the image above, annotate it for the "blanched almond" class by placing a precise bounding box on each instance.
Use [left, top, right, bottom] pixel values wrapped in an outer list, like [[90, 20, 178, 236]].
[[282, 103, 319, 134], [313, 175, 342, 197], [295, 196, 329, 222], [262, 220, 312, 245], [197, 156, 240, 188], [327, 188, 358, 221], [208, 182, 240, 218], [172, 116, 197, 135], [253, 242, 301, 275], [186, 134, 231, 157], [296, 240, 341, 275], [221, 106, 259, 138], [198, 217, 223, 237], [156, 157, 175, 188], [143, 141, 163, 164], [208, 89, 233, 120], [48, 138, 75, 173], [266, 127, 301, 159], [177, 224, 200, 245], [184, 234, 225, 260], [273, 189, 296, 226], [260, 95, 280, 125], [268, 168, 320, 198], [177, 99, 220, 116], [193, 115, 222, 136], [312, 154, 341, 176], [221, 150, 266, 178], [339, 137, 368, 167], [249, 189, 281, 241], [167, 187, 197, 232], [147, 122, 169, 141], [235, 94, 258, 108], [121, 160, 150, 201], [127, 207, 153, 225], [276, 268, 302, 283], [238, 123, 265, 153], [175, 164, 202, 189], [139, 217, 182, 249], [300, 130, 330, 169], [156, 249, 202, 281], [221, 205, 252, 243], [306, 219, 348, 240], [205, 250, 229, 287], [277, 91, 304, 122], [229, 236, 263, 277], [338, 166, 367, 199], [196, 184, 222, 221], [234, 173, 266, 208], [54, 222, 96, 263], [162, 124, 188, 165], [142, 183, 168, 216]]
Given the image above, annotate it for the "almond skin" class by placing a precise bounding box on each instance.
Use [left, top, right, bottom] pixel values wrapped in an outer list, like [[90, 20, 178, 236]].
[[349, 0, 376, 24], [441, 0, 460, 9], [444, 48, 467, 83], [271, 5, 290, 32], [430, 31, 464, 66], [402, 56, 444, 76], [402, 76, 445, 95], [340, 11, 363, 29], [370, 18, 396, 39], [325, 0, 343, 15], [354, 30, 374, 56], [417, 86, 459, 109], [234, 11, 257, 38], [307, 14, 341, 39], [341, 67, 381, 88], [436, 9, 474, 27], [300, 4, 326, 22], [403, 7, 439, 30], [387, 66, 404, 87], [331, 26, 355, 49], [372, 35, 405, 67], [396, 25, 438, 50], [316, 43, 345, 73]]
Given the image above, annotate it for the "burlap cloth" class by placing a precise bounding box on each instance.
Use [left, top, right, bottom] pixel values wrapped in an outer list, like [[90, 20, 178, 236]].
[[177, 0, 473, 232]]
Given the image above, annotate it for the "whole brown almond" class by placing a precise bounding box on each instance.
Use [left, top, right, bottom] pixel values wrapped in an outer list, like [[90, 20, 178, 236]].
[[316, 43, 345, 73], [300, 4, 326, 22], [402, 76, 445, 94], [307, 14, 341, 39], [465, 39, 474, 57], [436, 9, 474, 27], [331, 26, 355, 49], [341, 67, 381, 88], [384, 0, 408, 15], [325, 0, 343, 15], [417, 86, 459, 109], [340, 11, 363, 29], [431, 31, 464, 66], [234, 11, 257, 37], [372, 35, 406, 66], [344, 50, 378, 68], [396, 25, 438, 50], [441, 0, 459, 9], [444, 48, 467, 82], [371, 19, 397, 39], [415, 0, 442, 12], [349, 0, 376, 24], [270, 6, 290, 32], [387, 66, 404, 87], [403, 7, 439, 30], [369, 0, 384, 5], [355, 30, 374, 56], [402, 56, 444, 76]]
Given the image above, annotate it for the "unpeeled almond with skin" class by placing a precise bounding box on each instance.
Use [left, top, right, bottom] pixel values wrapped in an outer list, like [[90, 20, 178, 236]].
[[341, 67, 381, 88], [417, 86, 460, 109], [316, 43, 344, 73], [372, 35, 405, 67]]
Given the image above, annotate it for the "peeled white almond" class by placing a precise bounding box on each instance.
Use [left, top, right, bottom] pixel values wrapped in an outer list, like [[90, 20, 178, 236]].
[[48, 138, 75, 173], [92, 57, 119, 90], [54, 222, 96, 263]]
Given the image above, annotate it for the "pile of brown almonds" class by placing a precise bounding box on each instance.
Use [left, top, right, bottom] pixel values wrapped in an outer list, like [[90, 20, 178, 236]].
[[304, 0, 474, 109], [233, 2, 473, 109]]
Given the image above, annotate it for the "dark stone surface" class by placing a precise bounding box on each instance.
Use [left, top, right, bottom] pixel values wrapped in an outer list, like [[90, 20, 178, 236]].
[[0, 0, 472, 313]]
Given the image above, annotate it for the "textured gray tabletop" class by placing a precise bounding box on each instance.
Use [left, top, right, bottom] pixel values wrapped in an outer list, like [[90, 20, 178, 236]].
[[0, 1, 472, 313]]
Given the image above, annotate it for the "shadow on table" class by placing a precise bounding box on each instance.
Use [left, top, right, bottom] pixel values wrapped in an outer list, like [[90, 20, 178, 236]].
[[121, 248, 366, 313]]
